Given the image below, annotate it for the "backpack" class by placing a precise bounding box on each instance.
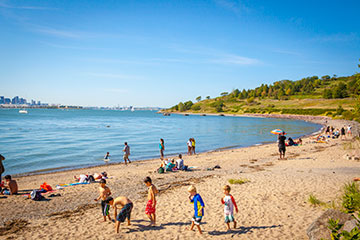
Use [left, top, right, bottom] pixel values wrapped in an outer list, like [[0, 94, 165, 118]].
[[30, 189, 44, 201], [157, 167, 164, 174]]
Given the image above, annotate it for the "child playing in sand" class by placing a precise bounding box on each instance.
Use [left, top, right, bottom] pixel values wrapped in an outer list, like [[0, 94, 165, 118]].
[[0, 175, 18, 195], [221, 185, 238, 230], [94, 179, 112, 222], [187, 185, 205, 234], [108, 196, 133, 233], [144, 176, 158, 226]]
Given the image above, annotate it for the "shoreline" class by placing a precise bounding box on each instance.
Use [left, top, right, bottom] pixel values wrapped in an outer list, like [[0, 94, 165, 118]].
[[10, 113, 326, 178]]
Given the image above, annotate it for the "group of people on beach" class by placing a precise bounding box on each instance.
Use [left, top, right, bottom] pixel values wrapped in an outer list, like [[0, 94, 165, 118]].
[[187, 138, 196, 155], [325, 125, 352, 139], [94, 175, 238, 234]]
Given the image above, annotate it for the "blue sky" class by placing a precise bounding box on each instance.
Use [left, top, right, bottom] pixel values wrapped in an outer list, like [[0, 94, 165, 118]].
[[0, 0, 359, 107]]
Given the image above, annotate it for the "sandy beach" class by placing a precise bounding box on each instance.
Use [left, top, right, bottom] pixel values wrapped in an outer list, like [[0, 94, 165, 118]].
[[1, 115, 359, 240]]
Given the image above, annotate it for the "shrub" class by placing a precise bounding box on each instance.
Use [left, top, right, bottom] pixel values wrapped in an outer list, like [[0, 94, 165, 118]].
[[308, 194, 324, 206], [324, 213, 360, 240], [342, 182, 360, 213], [191, 105, 201, 111]]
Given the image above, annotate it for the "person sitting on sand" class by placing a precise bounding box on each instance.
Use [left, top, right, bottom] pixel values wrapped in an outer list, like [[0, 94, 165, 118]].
[[296, 138, 303, 145], [176, 154, 184, 170], [165, 159, 176, 172], [287, 137, 295, 146], [0, 175, 18, 195], [221, 185, 238, 230], [0, 154, 5, 192], [108, 196, 133, 233], [144, 176, 158, 226], [94, 179, 112, 222]]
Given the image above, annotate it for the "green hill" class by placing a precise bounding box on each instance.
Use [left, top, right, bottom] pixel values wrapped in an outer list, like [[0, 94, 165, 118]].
[[167, 65, 360, 121]]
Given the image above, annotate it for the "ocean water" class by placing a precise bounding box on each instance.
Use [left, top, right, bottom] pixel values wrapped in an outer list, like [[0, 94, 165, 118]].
[[0, 109, 321, 175]]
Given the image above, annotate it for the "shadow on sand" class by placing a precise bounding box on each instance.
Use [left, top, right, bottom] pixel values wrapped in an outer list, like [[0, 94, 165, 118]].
[[208, 224, 282, 236]]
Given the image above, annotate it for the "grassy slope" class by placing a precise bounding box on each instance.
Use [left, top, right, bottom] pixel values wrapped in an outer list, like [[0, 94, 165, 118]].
[[167, 75, 359, 116]]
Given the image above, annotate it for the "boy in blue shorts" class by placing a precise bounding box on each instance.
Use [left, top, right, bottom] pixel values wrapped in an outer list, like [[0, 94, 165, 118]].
[[187, 185, 205, 234]]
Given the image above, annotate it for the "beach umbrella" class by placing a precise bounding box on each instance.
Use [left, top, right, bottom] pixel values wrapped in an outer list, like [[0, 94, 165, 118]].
[[271, 129, 285, 135]]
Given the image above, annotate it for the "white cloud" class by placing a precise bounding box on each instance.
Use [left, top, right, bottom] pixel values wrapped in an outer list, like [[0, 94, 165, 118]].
[[209, 54, 260, 65]]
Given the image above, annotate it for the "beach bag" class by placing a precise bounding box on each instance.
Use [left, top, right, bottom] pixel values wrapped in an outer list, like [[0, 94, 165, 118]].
[[30, 189, 44, 201], [157, 167, 164, 174]]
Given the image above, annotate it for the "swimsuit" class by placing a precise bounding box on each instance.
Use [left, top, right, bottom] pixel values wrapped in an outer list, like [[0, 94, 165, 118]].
[[101, 197, 113, 216], [190, 194, 205, 225], [145, 199, 156, 214], [116, 202, 133, 222], [222, 195, 238, 223]]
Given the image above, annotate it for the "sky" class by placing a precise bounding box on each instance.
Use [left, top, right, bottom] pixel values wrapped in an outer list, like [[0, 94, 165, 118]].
[[0, 0, 359, 107]]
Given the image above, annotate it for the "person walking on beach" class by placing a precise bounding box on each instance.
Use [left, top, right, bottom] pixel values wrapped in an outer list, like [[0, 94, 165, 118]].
[[187, 138, 192, 155], [94, 179, 112, 222], [0, 154, 4, 192], [123, 142, 131, 165], [144, 176, 158, 226], [191, 138, 196, 155], [278, 132, 286, 160], [187, 185, 205, 234], [159, 139, 165, 159], [221, 185, 238, 230]]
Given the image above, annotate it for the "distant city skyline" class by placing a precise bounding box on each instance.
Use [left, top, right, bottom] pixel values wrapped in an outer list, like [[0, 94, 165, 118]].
[[0, 95, 44, 106], [1, 0, 359, 107]]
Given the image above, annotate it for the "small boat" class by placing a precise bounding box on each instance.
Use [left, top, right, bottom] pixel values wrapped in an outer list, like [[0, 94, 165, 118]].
[[19, 109, 28, 114], [184, 114, 189, 116]]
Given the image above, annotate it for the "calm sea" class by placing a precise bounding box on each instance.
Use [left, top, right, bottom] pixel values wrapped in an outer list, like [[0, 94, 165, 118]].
[[0, 109, 321, 175]]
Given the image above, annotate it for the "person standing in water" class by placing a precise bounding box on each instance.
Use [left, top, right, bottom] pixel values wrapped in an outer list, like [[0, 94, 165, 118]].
[[123, 142, 131, 165], [191, 138, 196, 155], [159, 139, 165, 159]]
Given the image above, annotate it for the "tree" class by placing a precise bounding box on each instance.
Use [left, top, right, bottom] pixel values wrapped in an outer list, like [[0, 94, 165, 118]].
[[178, 102, 185, 112], [195, 96, 202, 102], [285, 88, 292, 96], [232, 89, 240, 98], [321, 75, 331, 81], [210, 100, 224, 112], [323, 89, 333, 99], [206, 96, 210, 100], [184, 101, 193, 110], [220, 92, 228, 97], [332, 82, 348, 98]]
